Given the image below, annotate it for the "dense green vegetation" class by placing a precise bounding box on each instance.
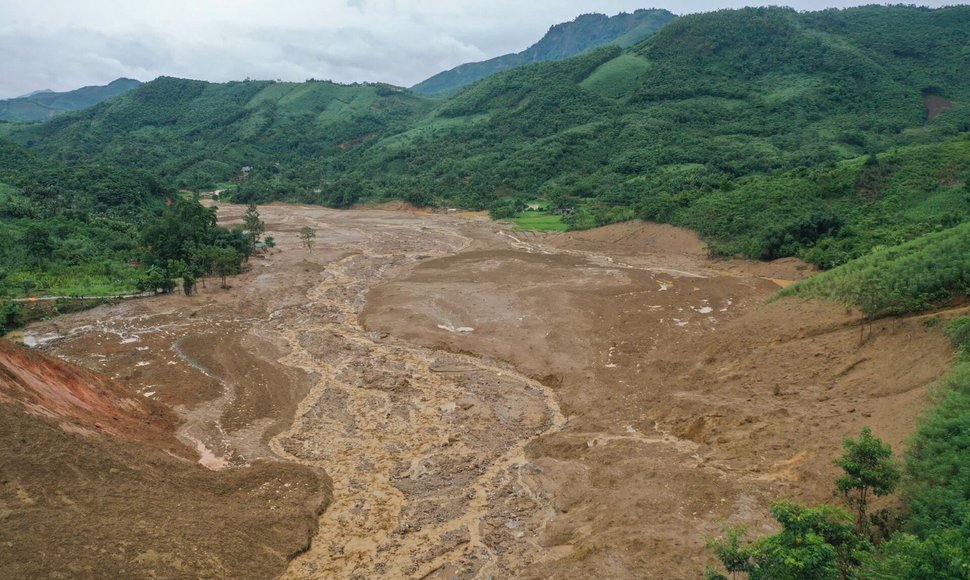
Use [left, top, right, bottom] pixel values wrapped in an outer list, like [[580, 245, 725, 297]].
[[0, 78, 141, 122], [13, 77, 434, 201], [411, 9, 676, 96], [0, 139, 168, 299], [0, 137, 250, 331], [775, 221, 970, 318], [138, 198, 253, 294], [658, 137, 970, 266]]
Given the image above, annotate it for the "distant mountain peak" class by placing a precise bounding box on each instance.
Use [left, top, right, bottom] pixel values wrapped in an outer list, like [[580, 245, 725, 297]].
[[15, 88, 54, 99], [411, 9, 676, 97], [0, 78, 142, 122]]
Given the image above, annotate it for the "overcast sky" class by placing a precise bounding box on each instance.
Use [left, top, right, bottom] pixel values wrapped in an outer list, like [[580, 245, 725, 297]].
[[0, 0, 955, 98]]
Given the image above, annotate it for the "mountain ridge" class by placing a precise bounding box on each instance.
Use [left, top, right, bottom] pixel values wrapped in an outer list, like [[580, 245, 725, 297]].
[[411, 9, 676, 96], [0, 78, 142, 122], [5, 6, 969, 267]]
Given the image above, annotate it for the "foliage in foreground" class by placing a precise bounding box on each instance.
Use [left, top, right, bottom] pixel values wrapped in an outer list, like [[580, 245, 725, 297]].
[[707, 319, 970, 578], [705, 429, 893, 579]]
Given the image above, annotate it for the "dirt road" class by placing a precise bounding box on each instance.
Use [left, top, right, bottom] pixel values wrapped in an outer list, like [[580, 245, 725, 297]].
[[16, 203, 954, 578]]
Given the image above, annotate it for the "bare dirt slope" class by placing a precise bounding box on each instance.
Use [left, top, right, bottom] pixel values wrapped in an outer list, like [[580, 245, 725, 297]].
[[0, 340, 329, 579], [14, 205, 955, 579]]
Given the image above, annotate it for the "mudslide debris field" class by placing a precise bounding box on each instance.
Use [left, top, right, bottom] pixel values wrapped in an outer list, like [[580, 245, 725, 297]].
[[5, 203, 953, 578]]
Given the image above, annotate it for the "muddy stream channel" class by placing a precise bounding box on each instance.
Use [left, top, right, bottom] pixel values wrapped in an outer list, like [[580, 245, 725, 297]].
[[272, 249, 566, 578]]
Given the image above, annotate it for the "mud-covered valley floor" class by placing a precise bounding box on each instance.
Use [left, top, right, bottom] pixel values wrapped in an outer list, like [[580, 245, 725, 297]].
[[4, 203, 955, 579]]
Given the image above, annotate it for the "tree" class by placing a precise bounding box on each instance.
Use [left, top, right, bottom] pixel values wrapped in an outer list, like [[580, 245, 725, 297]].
[[137, 265, 175, 294], [243, 203, 265, 250], [22, 223, 53, 261], [706, 526, 752, 579], [706, 502, 867, 580], [141, 199, 218, 266], [19, 277, 36, 297], [754, 502, 867, 580], [211, 247, 241, 289], [0, 302, 23, 333], [835, 427, 901, 536], [299, 226, 316, 251], [182, 272, 196, 296]]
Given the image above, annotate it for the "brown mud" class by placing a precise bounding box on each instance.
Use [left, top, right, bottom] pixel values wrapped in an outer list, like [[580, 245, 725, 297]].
[[0, 340, 329, 579], [7, 203, 955, 578]]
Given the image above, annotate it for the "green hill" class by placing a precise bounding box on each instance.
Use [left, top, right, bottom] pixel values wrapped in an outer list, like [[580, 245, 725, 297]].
[[15, 77, 434, 203], [0, 78, 141, 122], [411, 9, 676, 97], [6, 5, 970, 265], [775, 220, 970, 318], [0, 139, 172, 300]]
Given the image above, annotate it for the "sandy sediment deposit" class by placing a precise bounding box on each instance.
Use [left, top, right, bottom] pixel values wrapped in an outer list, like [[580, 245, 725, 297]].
[[6, 203, 955, 578]]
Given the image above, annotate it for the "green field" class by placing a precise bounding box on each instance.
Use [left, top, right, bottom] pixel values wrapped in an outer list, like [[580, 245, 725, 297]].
[[508, 212, 568, 231]]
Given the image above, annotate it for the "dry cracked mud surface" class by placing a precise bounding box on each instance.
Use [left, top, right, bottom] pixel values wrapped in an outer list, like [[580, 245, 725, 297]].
[[7, 202, 956, 578]]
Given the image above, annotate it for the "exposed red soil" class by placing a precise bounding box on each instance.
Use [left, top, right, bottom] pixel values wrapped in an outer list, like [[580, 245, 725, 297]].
[[0, 340, 180, 446], [925, 95, 955, 120], [0, 339, 330, 578]]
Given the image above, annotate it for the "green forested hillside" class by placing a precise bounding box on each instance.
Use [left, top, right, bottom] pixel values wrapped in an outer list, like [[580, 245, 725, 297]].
[[0, 138, 254, 314], [411, 9, 676, 96], [0, 78, 142, 122], [6, 5, 970, 267], [366, 6, 970, 264], [17, 77, 434, 204], [0, 139, 169, 299]]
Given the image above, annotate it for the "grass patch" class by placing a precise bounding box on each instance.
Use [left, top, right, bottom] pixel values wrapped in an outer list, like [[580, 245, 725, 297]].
[[508, 212, 568, 231], [580, 53, 652, 100]]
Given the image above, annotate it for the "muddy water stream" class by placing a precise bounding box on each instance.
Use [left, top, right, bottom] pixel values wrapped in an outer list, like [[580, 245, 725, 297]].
[[261, 227, 567, 577]]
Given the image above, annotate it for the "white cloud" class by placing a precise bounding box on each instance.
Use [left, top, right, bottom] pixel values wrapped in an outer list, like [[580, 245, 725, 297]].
[[0, 0, 955, 98]]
